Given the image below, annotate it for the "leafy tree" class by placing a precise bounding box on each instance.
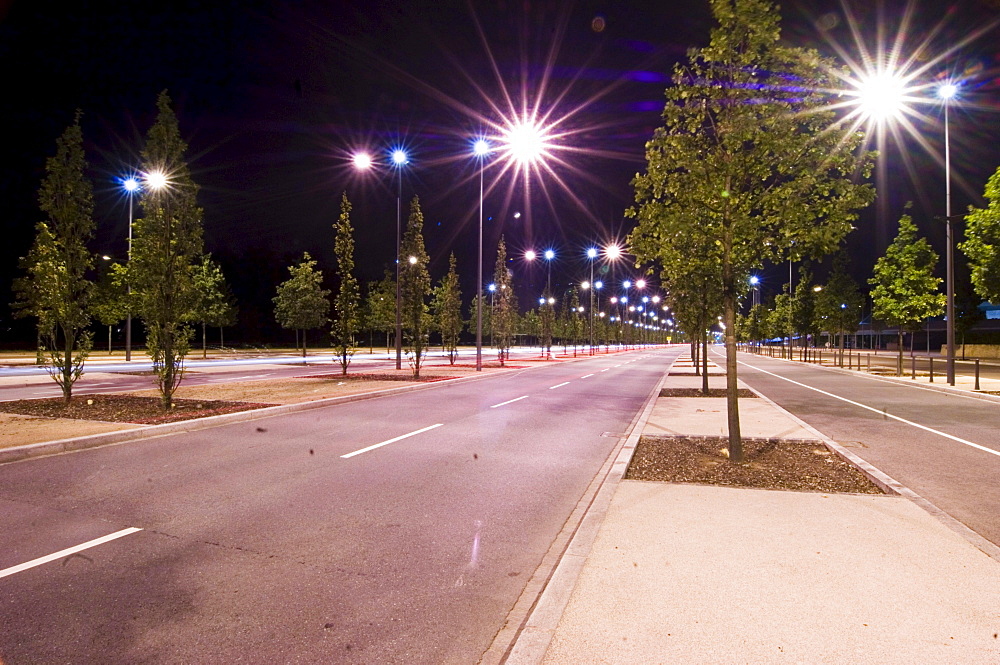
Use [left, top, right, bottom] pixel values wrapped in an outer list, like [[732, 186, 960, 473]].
[[960, 165, 1000, 305], [869, 213, 945, 374], [91, 261, 130, 354], [566, 286, 583, 355], [628, 0, 874, 461], [791, 265, 820, 348], [11, 114, 95, 403], [364, 271, 396, 354], [539, 293, 555, 358], [399, 196, 432, 377], [332, 193, 360, 374], [432, 253, 463, 365], [492, 236, 517, 364], [273, 252, 330, 357], [816, 252, 863, 358], [190, 254, 237, 358], [131, 92, 205, 408]]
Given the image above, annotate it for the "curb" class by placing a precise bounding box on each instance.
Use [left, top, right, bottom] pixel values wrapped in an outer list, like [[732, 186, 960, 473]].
[[492, 353, 675, 665]]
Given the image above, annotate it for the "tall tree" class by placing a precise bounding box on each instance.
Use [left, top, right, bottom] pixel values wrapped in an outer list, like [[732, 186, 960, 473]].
[[332, 193, 360, 374], [432, 253, 463, 365], [190, 254, 237, 358], [273, 252, 330, 357], [91, 261, 130, 355], [869, 213, 945, 374], [959, 165, 1000, 305], [399, 196, 431, 378], [364, 271, 396, 354], [492, 236, 517, 364], [816, 252, 863, 359], [11, 114, 95, 403], [131, 92, 205, 408], [628, 0, 874, 461], [539, 294, 555, 358]]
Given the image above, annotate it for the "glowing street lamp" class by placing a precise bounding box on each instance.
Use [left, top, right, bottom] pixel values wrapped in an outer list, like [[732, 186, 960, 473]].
[[543, 249, 556, 291], [940, 81, 958, 385], [473, 137, 492, 372]]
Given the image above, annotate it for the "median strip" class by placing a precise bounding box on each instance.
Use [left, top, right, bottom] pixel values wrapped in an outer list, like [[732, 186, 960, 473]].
[[490, 396, 529, 409], [340, 423, 444, 458], [0, 527, 142, 579]]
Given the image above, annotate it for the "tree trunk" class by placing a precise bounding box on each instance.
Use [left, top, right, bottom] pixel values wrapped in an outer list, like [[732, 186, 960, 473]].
[[897, 331, 904, 376], [302, 330, 307, 358], [202, 322, 207, 359], [701, 329, 709, 395], [723, 288, 743, 463], [219, 327, 224, 352], [108, 325, 113, 355]]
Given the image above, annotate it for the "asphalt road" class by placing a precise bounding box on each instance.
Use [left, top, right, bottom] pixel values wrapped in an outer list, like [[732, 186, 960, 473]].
[[726, 349, 1000, 548], [0, 346, 682, 664]]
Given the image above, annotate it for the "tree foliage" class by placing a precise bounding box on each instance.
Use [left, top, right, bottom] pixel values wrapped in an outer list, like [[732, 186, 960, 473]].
[[131, 92, 205, 408], [869, 213, 945, 371], [364, 271, 396, 353], [190, 254, 237, 358], [627, 0, 875, 461], [432, 253, 463, 365], [492, 236, 517, 364], [12, 114, 95, 402], [273, 252, 330, 357], [959, 165, 1000, 304], [399, 196, 431, 377], [816, 252, 863, 352], [332, 193, 360, 374]]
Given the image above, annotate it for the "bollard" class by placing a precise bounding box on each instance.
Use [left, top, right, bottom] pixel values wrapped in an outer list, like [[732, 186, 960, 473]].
[[866, 354, 870, 373], [929, 357, 933, 383], [911, 356, 916, 380], [976, 359, 981, 391]]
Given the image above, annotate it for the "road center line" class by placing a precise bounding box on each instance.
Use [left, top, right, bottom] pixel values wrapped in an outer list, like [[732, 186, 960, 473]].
[[600, 368, 610, 372], [0, 527, 142, 579], [549, 382, 570, 390], [340, 424, 444, 458], [581, 374, 594, 379], [490, 395, 529, 409], [740, 360, 1000, 458]]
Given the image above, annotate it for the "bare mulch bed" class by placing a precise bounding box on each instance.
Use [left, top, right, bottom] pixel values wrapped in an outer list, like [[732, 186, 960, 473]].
[[0, 394, 275, 425], [298, 372, 451, 382], [659, 388, 758, 398], [626, 435, 884, 494]]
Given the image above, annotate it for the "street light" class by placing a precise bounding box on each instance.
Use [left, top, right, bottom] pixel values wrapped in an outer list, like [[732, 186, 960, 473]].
[[940, 81, 958, 385], [543, 248, 555, 292], [121, 175, 140, 362], [473, 138, 491, 372], [586, 247, 599, 352]]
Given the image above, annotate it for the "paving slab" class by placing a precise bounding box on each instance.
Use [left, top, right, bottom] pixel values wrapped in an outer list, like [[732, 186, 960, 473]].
[[644, 396, 816, 439], [542, 481, 1000, 665]]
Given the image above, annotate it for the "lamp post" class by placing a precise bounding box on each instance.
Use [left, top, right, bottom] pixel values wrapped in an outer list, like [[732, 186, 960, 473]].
[[392, 149, 409, 370], [543, 249, 555, 292], [586, 247, 597, 352], [473, 138, 491, 372], [940, 82, 958, 385], [122, 176, 139, 362]]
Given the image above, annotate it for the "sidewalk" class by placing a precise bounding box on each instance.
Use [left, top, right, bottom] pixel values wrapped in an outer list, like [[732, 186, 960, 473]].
[[507, 355, 1000, 664]]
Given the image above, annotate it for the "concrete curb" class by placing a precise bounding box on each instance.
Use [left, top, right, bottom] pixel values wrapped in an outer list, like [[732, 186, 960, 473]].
[[0, 367, 509, 466], [494, 355, 675, 665]]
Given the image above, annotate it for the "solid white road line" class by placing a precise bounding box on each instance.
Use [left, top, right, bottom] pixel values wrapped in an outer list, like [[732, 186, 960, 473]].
[[549, 382, 570, 390], [490, 396, 529, 409], [340, 424, 444, 459], [740, 360, 1000, 459], [0, 527, 142, 579]]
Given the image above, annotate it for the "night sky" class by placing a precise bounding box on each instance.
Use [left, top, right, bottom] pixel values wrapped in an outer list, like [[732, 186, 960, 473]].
[[3, 0, 1000, 345]]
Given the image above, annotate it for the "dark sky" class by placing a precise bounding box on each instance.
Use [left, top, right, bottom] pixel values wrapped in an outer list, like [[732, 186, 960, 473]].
[[3, 0, 1000, 343]]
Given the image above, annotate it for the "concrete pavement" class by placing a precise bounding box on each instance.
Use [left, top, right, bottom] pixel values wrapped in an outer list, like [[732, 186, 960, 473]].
[[504, 353, 1000, 664]]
